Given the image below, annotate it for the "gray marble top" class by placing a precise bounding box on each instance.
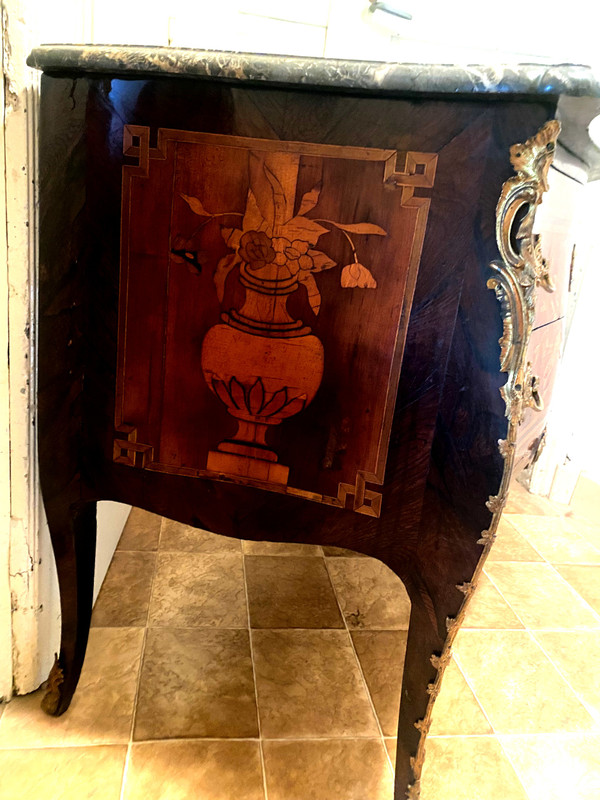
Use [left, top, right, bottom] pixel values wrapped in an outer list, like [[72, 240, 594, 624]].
[[27, 45, 600, 98]]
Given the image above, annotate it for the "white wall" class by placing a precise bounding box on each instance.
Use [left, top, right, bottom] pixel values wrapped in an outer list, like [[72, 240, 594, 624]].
[[565, 181, 600, 484], [34, 1, 600, 71], [94, 503, 132, 603], [536, 180, 600, 494]]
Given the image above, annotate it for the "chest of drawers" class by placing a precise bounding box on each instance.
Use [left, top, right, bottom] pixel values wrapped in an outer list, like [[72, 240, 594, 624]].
[[28, 46, 597, 798]]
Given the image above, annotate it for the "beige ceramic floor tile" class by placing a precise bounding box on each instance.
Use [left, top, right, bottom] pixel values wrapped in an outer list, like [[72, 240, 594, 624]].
[[134, 628, 258, 740], [252, 629, 379, 738], [123, 740, 265, 800], [117, 508, 162, 551], [463, 573, 524, 629], [245, 555, 343, 628], [0, 628, 144, 747], [91, 551, 155, 627], [504, 481, 561, 516], [322, 546, 368, 558], [454, 629, 596, 734], [485, 562, 600, 629], [507, 514, 600, 564], [500, 734, 600, 800], [533, 631, 600, 721], [420, 736, 528, 800], [160, 519, 241, 553], [148, 552, 247, 628], [351, 630, 407, 736], [487, 517, 544, 562], [555, 565, 600, 614], [428, 659, 492, 735], [263, 739, 394, 800], [326, 557, 410, 629], [242, 540, 322, 555], [0, 745, 127, 800], [563, 512, 600, 550]]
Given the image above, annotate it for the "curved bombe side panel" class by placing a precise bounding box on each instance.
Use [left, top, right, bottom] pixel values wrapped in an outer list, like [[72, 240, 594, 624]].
[[36, 71, 558, 799]]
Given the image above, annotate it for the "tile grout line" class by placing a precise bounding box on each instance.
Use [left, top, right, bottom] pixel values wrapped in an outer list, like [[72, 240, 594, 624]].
[[454, 625, 599, 633], [490, 518, 550, 564], [545, 562, 600, 624], [474, 556, 599, 733], [484, 558, 600, 628], [119, 516, 165, 800], [496, 735, 537, 800], [322, 555, 396, 777], [445, 653, 497, 737], [458, 541, 534, 741], [526, 632, 600, 729], [0, 733, 426, 751], [481, 568, 537, 632], [459, 519, 553, 800], [508, 506, 600, 568], [459, 540, 550, 737], [505, 511, 600, 562], [241, 552, 269, 800], [94, 624, 432, 632]]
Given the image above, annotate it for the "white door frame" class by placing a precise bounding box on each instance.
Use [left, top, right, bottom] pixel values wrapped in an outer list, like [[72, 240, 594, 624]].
[[2, 0, 131, 698], [2, 0, 49, 697]]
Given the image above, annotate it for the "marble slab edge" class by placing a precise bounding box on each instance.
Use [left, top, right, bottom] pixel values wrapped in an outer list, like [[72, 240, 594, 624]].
[[27, 45, 600, 98]]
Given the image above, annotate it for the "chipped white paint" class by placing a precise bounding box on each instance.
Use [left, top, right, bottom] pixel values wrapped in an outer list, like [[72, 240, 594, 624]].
[[0, 2, 14, 702], [3, 0, 49, 696]]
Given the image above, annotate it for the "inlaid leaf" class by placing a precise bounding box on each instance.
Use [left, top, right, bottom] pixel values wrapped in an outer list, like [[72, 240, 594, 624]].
[[212, 378, 232, 408], [279, 396, 306, 417], [264, 164, 287, 231], [214, 253, 241, 303], [260, 387, 288, 417], [330, 222, 387, 235], [181, 193, 211, 217], [229, 377, 246, 410], [242, 189, 267, 233], [308, 250, 336, 272], [300, 271, 322, 315], [248, 378, 266, 415], [282, 216, 329, 246], [297, 182, 322, 216], [221, 227, 242, 249]]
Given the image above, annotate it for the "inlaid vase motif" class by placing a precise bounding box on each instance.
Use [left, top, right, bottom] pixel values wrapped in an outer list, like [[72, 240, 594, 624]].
[[179, 151, 386, 484]]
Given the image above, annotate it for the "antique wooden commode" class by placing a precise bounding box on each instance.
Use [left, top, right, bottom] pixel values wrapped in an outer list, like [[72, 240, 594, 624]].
[[27, 46, 600, 798]]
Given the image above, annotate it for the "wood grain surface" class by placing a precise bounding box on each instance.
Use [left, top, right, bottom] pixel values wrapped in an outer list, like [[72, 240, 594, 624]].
[[37, 72, 556, 797]]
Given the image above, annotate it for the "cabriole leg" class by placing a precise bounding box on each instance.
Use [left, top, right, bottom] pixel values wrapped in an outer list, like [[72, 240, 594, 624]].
[[41, 500, 97, 717]]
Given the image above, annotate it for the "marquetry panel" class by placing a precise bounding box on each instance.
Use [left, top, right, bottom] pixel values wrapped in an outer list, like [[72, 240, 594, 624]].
[[115, 126, 436, 516]]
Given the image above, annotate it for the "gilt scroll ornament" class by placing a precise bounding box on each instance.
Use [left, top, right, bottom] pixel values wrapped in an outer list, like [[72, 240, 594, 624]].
[[406, 120, 559, 799], [40, 655, 65, 715], [489, 119, 559, 425]]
